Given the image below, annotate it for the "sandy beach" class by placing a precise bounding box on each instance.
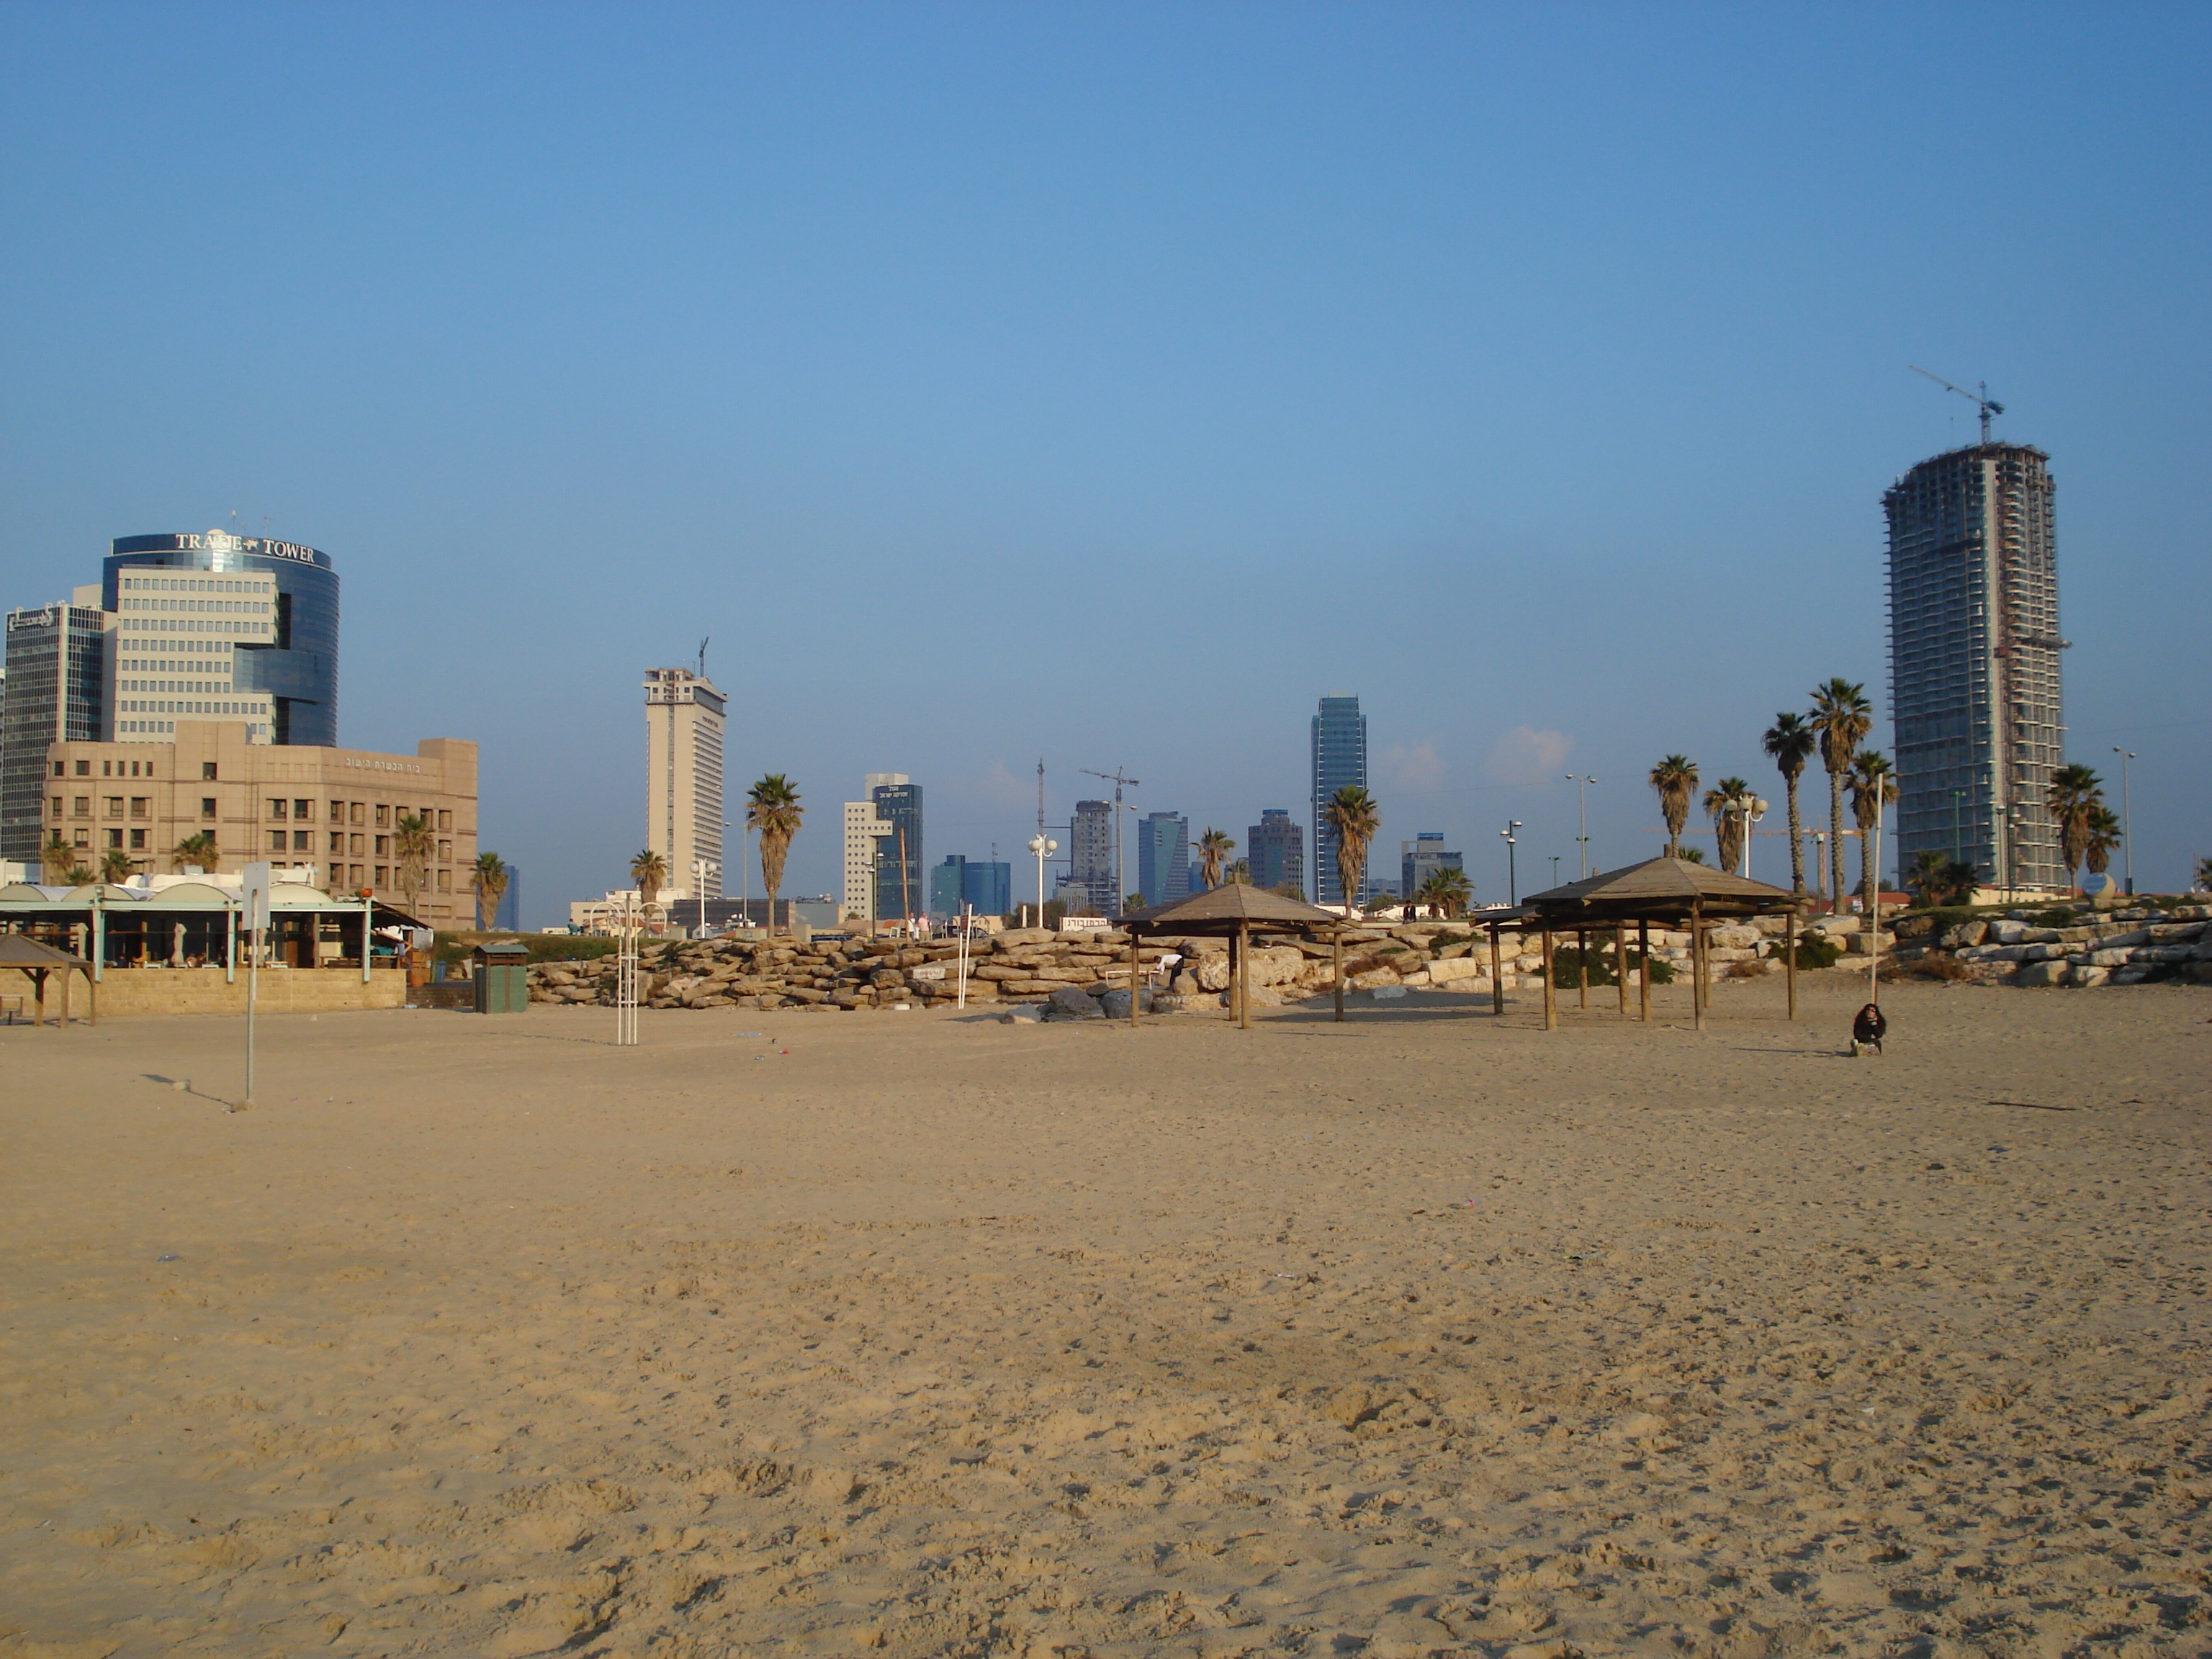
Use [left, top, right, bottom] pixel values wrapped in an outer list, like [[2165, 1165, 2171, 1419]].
[[2, 974, 2208, 1658]]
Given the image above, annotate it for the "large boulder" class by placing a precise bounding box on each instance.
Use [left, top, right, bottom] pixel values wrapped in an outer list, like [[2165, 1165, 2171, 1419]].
[[1098, 986, 1159, 1018], [1047, 985, 1104, 1019], [2069, 964, 2112, 989]]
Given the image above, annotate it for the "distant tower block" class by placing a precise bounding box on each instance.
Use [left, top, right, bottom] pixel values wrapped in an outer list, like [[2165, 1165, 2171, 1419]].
[[644, 667, 726, 900], [1310, 692, 1368, 904], [1884, 443, 2066, 892]]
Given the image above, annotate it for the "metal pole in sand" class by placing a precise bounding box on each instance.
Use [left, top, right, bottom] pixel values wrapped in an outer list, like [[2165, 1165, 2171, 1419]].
[[1577, 927, 1588, 1010], [1333, 928, 1344, 1022], [1614, 922, 1627, 1017], [1237, 921, 1251, 1030], [1128, 920, 1141, 1028], [1489, 922, 1504, 1017]]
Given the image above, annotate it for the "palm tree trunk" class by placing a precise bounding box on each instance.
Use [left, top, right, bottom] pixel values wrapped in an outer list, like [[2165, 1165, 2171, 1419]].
[[1858, 833, 1874, 917], [1785, 778, 1804, 894], [1828, 770, 1845, 911]]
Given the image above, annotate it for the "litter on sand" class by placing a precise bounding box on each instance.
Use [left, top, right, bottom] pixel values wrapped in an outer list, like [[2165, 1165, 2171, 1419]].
[[156, 1254, 181, 1262]]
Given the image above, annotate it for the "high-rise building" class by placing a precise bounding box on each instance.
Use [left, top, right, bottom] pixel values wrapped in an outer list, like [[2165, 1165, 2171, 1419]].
[[1884, 444, 2065, 891], [3, 598, 108, 863], [495, 865, 523, 931], [928, 854, 1012, 919], [1401, 832, 1464, 907], [1070, 799, 1117, 914], [1136, 811, 1190, 910], [107, 532, 340, 747], [105, 566, 279, 747], [1248, 809, 1304, 894], [842, 785, 898, 920], [869, 775, 924, 922], [643, 667, 727, 900], [1310, 693, 1369, 904]]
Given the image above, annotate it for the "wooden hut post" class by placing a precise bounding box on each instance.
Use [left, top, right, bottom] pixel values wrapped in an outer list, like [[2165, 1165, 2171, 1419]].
[[1333, 928, 1344, 1022], [1638, 917, 1651, 1022], [1128, 924, 1142, 1028], [1575, 927, 1588, 1010], [60, 960, 72, 1030], [1540, 925, 1557, 1030], [1614, 922, 1628, 1017], [1236, 920, 1251, 1030], [1785, 904, 1799, 1021], [1488, 922, 1504, 1017], [35, 967, 47, 1030], [87, 963, 97, 1026], [1691, 899, 1707, 1032]]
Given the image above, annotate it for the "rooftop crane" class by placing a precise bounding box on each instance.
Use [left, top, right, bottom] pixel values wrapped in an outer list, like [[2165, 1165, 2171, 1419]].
[[1910, 364, 2005, 445]]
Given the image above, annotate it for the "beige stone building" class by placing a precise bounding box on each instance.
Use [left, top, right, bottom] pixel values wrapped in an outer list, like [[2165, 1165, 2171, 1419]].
[[38, 721, 479, 925], [644, 667, 726, 901]]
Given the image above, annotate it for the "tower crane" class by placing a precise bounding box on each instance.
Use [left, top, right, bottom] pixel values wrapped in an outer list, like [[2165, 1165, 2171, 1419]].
[[1081, 767, 1141, 914], [1910, 365, 2005, 445]]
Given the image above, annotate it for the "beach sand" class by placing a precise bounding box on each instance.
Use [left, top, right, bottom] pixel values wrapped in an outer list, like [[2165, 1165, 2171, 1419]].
[[2, 974, 2207, 1658]]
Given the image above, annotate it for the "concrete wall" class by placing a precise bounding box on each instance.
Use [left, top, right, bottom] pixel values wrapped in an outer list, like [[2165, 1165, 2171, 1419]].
[[50, 966, 408, 1018]]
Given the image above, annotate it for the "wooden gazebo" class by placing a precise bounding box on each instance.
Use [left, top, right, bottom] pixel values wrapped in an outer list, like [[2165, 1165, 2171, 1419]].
[[1122, 884, 1350, 1029], [0, 933, 97, 1029], [1494, 856, 1802, 1031]]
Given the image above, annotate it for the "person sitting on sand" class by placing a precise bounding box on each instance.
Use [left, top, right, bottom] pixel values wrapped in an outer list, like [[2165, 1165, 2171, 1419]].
[[1851, 1002, 1887, 1056]]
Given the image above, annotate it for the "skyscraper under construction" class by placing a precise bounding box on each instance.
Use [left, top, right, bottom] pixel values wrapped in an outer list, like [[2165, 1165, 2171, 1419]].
[[1884, 444, 2065, 893]]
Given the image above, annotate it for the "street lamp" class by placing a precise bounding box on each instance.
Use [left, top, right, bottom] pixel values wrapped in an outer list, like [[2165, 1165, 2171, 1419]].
[[690, 858, 720, 938], [2112, 747, 2136, 895], [1548, 854, 1562, 889], [1499, 821, 1521, 905], [1564, 775, 1598, 877], [1027, 832, 1058, 929], [1726, 791, 1768, 880]]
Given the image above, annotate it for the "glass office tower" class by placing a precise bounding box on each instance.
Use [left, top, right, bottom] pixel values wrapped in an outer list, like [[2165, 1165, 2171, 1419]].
[[1310, 693, 1369, 904], [105, 531, 339, 747], [2, 601, 107, 862], [1136, 811, 1190, 909]]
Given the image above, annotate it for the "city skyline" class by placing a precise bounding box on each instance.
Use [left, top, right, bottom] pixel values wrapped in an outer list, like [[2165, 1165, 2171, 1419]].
[[1, 10, 2202, 918]]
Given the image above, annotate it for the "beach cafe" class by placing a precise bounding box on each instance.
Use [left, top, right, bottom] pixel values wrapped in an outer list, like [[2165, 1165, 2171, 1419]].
[[0, 868, 423, 989]]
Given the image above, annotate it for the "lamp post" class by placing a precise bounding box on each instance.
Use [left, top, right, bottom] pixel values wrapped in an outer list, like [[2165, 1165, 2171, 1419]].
[[1499, 821, 1521, 905], [2111, 747, 2136, 895], [1028, 832, 1058, 928], [1564, 775, 1597, 878], [691, 858, 720, 937], [1727, 791, 1768, 880], [1548, 854, 1561, 889]]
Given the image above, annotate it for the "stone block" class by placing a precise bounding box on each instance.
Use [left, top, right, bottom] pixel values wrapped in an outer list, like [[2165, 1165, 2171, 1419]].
[[2015, 961, 2064, 988], [2069, 965, 2111, 989]]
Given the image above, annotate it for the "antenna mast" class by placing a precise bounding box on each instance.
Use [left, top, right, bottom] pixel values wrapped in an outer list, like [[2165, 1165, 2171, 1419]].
[[1910, 364, 2005, 446], [697, 637, 709, 680]]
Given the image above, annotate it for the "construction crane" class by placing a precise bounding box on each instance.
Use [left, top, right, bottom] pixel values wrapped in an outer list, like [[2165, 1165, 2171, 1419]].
[[1081, 766, 1141, 914], [1910, 365, 2005, 445]]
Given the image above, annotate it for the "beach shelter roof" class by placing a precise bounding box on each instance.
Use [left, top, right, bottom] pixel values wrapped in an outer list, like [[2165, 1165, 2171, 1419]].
[[1517, 855, 1797, 926], [0, 933, 89, 968], [1124, 883, 1346, 938]]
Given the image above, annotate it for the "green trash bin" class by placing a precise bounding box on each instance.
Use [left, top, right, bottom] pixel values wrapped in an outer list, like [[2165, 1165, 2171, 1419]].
[[472, 939, 531, 1014]]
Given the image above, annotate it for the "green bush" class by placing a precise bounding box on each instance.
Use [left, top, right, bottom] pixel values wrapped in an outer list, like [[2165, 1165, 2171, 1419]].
[[1548, 943, 1673, 987], [433, 931, 620, 966], [1791, 935, 1842, 971]]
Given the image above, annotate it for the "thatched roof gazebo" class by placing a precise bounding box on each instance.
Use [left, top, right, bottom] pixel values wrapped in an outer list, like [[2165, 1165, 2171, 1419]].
[[0, 932, 96, 1028], [1122, 884, 1352, 1028], [1490, 855, 1802, 1031]]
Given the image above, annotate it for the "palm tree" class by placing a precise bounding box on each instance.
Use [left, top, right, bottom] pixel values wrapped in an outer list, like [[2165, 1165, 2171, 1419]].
[[1907, 848, 1979, 909], [2082, 806, 2123, 878], [1419, 866, 1473, 920], [394, 813, 434, 920], [1848, 751, 1899, 914], [2197, 855, 2212, 895], [746, 774, 804, 936], [1809, 679, 1873, 910], [472, 851, 511, 930], [98, 848, 136, 886], [2046, 764, 2105, 892], [1704, 776, 1751, 873], [1648, 755, 1699, 857], [1197, 828, 1234, 891], [170, 830, 219, 873], [1321, 784, 1380, 910], [1226, 858, 1252, 886], [1762, 712, 1817, 894], [40, 832, 76, 884], [629, 848, 669, 909]]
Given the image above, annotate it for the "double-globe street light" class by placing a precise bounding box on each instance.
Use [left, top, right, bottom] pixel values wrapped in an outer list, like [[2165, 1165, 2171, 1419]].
[[1499, 820, 1522, 905], [1028, 832, 1059, 930]]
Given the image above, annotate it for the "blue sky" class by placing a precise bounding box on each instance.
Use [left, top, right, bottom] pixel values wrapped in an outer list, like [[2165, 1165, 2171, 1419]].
[[3, 2, 2205, 917]]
